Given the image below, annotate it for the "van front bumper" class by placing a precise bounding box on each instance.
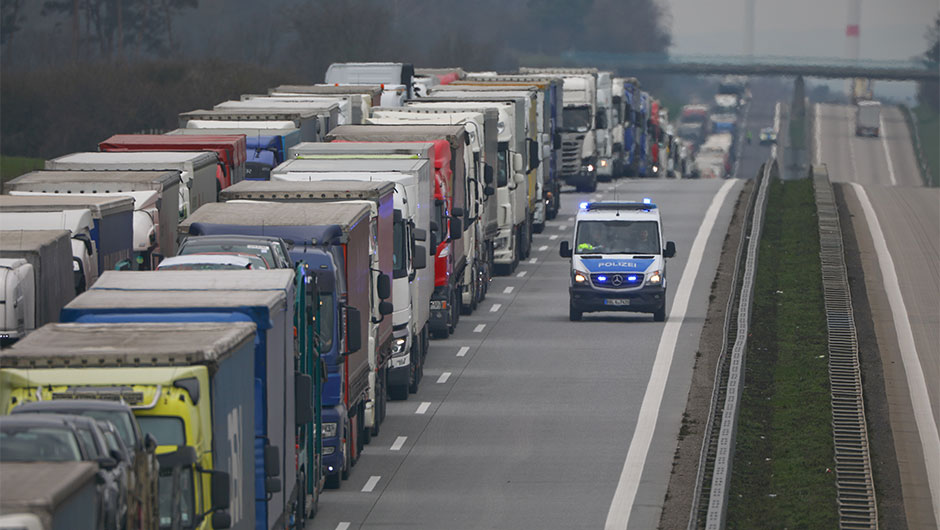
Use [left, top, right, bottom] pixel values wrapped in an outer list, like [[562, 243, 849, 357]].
[[569, 284, 665, 313]]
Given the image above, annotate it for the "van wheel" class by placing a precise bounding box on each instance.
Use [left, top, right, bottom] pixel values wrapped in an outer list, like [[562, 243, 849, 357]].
[[569, 302, 582, 321], [653, 305, 666, 322]]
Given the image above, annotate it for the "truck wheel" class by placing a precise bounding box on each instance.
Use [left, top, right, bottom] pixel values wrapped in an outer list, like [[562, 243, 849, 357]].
[[408, 342, 421, 394], [653, 304, 666, 322], [569, 302, 583, 321], [533, 221, 545, 234], [587, 177, 598, 192]]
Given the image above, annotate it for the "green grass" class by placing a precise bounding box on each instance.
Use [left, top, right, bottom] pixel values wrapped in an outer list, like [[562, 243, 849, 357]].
[[1, 155, 44, 186], [912, 105, 939, 187], [726, 177, 838, 529]]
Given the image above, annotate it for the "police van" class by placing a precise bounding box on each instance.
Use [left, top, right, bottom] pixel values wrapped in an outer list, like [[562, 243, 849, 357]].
[[559, 199, 676, 321]]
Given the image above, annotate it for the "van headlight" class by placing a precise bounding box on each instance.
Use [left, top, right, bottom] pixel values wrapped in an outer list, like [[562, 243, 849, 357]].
[[322, 422, 338, 438], [647, 271, 662, 285], [574, 270, 589, 283]]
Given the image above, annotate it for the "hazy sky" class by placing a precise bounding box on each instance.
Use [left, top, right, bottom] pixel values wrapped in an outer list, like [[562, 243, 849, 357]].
[[663, 0, 937, 60]]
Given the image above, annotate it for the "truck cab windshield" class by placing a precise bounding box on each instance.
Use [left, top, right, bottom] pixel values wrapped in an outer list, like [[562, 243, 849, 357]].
[[575, 220, 660, 255], [497, 147, 508, 187], [393, 220, 407, 279], [318, 293, 334, 352], [158, 467, 195, 529], [137, 417, 185, 446], [562, 107, 592, 132]]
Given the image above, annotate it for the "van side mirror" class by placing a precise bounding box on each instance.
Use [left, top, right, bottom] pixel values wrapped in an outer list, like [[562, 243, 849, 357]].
[[294, 373, 313, 425], [377, 273, 391, 300], [527, 138, 540, 171], [560, 241, 572, 258], [346, 306, 362, 354], [664, 241, 676, 258], [413, 246, 427, 269], [264, 445, 279, 478], [413, 228, 427, 242], [449, 217, 462, 238]]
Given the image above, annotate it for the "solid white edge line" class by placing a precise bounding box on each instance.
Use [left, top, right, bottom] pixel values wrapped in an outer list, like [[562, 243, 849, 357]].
[[812, 102, 821, 165], [336, 523, 351, 530], [878, 113, 898, 186], [473, 324, 486, 333], [361, 475, 381, 492], [490, 303, 501, 312], [851, 183, 940, 524], [604, 179, 736, 530], [390, 436, 406, 451], [437, 372, 451, 384], [457, 346, 470, 357], [415, 402, 431, 414]]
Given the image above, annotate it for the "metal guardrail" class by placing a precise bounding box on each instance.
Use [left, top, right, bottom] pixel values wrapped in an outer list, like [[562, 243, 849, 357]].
[[899, 105, 933, 187], [812, 164, 879, 529]]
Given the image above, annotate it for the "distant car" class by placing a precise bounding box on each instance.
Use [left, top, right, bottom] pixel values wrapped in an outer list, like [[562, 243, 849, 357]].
[[759, 127, 777, 145], [177, 234, 293, 268], [156, 254, 255, 271]]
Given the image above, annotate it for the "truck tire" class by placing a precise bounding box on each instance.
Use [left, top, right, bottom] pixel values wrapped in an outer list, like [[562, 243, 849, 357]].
[[569, 301, 582, 321], [408, 339, 422, 394]]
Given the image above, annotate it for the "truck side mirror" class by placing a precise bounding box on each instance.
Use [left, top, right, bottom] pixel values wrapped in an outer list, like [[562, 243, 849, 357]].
[[264, 445, 279, 478], [73, 233, 94, 255], [512, 153, 524, 174], [449, 217, 462, 239], [143, 433, 157, 453], [451, 207, 464, 218], [346, 306, 362, 354], [664, 241, 676, 258], [211, 512, 232, 530], [379, 301, 393, 316], [265, 477, 282, 494], [377, 273, 391, 300], [413, 246, 427, 269], [210, 471, 231, 510], [554, 133, 562, 150], [560, 241, 572, 258], [527, 138, 540, 171], [484, 186, 495, 197], [513, 172, 526, 187], [484, 165, 494, 185], [414, 228, 427, 242], [294, 373, 313, 425]]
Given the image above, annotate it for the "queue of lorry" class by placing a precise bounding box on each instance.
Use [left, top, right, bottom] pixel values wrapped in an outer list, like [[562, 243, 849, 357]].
[[0, 61, 683, 529]]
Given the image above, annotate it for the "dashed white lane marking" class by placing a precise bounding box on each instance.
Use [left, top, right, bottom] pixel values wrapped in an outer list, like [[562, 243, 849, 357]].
[[516, 271, 527, 278], [852, 182, 940, 523], [490, 303, 501, 312], [457, 346, 469, 357], [549, 234, 558, 240], [415, 402, 431, 414], [473, 324, 486, 333], [558, 225, 568, 230], [336, 523, 350, 530], [390, 436, 407, 451], [503, 286, 514, 294], [528, 258, 538, 264], [566, 216, 574, 221], [878, 114, 898, 186], [436, 372, 451, 384], [361, 476, 381, 492], [538, 245, 548, 251], [604, 178, 736, 530]]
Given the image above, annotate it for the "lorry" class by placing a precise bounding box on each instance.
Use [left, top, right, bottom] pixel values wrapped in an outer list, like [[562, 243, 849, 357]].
[[323, 124, 469, 339], [367, 106, 496, 312], [166, 127, 302, 182], [559, 200, 677, 322], [0, 230, 74, 343], [0, 461, 102, 530], [324, 62, 415, 106], [283, 143, 435, 398], [44, 152, 216, 222], [613, 77, 643, 177], [177, 202, 372, 493], [98, 134, 248, 196], [2, 321, 257, 529], [269, 85, 383, 123], [225, 176, 395, 438], [56, 270, 312, 529], [212, 100, 340, 138], [4, 170, 180, 271], [239, 94, 361, 126], [0, 195, 136, 279], [519, 68, 599, 192], [677, 104, 710, 145], [0, 207, 98, 294], [855, 100, 881, 137], [178, 108, 321, 145]]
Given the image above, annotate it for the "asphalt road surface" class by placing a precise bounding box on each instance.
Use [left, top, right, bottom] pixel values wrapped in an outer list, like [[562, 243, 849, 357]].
[[306, 175, 743, 529], [815, 102, 940, 530]]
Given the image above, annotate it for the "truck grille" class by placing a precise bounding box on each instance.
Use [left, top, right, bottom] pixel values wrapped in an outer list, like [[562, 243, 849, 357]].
[[561, 134, 584, 176], [590, 272, 643, 289]]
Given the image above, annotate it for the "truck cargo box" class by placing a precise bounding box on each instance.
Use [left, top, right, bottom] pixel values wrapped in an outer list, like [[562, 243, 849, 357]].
[[0, 461, 100, 530], [0, 230, 74, 332]]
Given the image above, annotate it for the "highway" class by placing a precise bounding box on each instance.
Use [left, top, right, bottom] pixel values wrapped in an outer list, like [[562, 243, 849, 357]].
[[306, 175, 742, 529], [815, 102, 940, 529]]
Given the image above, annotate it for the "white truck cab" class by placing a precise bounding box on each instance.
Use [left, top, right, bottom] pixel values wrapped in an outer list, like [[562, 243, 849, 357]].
[[560, 200, 676, 322]]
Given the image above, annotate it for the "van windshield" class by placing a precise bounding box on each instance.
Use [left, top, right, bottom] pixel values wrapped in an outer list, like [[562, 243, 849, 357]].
[[575, 220, 660, 255]]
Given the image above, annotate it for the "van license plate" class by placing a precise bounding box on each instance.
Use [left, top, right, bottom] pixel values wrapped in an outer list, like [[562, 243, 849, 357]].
[[605, 299, 630, 306]]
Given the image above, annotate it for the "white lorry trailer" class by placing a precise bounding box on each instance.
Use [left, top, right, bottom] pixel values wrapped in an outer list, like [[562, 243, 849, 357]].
[[855, 100, 881, 137]]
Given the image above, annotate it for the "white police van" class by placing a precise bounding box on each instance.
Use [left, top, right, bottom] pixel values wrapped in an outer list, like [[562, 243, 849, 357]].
[[559, 199, 676, 321]]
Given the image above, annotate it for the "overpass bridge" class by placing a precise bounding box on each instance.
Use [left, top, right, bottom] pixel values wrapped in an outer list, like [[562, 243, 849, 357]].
[[561, 52, 939, 81]]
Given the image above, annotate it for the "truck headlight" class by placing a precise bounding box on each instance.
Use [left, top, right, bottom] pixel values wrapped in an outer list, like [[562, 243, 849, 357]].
[[322, 446, 335, 455], [647, 271, 662, 284], [574, 271, 588, 283], [583, 164, 595, 172], [430, 300, 446, 310], [391, 337, 407, 356], [322, 422, 338, 438]]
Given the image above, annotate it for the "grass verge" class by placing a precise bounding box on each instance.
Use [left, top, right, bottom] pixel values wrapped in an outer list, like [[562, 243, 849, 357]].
[[912, 105, 939, 187], [0, 155, 44, 186], [726, 177, 837, 528]]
